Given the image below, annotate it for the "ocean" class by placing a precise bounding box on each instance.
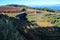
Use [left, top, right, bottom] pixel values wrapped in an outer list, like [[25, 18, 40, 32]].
[[29, 5, 60, 10]]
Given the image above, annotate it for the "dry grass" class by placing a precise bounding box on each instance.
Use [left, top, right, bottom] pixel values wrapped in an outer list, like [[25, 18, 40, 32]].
[[4, 12, 22, 17], [34, 22, 54, 27]]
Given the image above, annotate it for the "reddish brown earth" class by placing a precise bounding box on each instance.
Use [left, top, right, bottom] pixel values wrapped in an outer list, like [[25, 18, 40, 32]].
[[0, 6, 23, 13], [0, 6, 41, 14]]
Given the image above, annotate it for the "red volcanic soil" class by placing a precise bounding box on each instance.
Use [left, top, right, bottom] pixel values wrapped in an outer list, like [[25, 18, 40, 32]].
[[0, 6, 23, 13], [0, 6, 41, 14]]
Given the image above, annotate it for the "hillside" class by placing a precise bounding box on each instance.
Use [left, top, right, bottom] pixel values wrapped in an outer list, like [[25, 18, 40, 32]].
[[0, 4, 60, 27], [0, 4, 37, 13], [0, 14, 60, 40], [0, 4, 60, 40], [5, 4, 32, 8], [0, 6, 23, 13], [0, 4, 60, 14]]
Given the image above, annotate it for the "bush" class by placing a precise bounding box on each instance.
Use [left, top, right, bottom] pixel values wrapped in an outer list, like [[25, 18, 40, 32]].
[[31, 20, 36, 22], [55, 21, 60, 27]]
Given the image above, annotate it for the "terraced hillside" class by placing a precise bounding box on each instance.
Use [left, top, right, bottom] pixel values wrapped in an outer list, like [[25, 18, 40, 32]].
[[0, 5, 60, 27]]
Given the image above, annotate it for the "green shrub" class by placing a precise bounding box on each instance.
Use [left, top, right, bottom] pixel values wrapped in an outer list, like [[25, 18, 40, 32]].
[[55, 21, 60, 27], [31, 20, 36, 22]]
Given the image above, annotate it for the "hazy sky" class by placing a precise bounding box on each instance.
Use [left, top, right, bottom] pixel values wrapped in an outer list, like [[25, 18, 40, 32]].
[[0, 0, 60, 6]]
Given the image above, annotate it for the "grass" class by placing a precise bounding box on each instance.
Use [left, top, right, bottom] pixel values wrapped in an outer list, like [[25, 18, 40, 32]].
[[27, 11, 60, 27], [3, 11, 60, 27], [5, 12, 22, 17], [0, 13, 60, 40], [27, 14, 36, 22], [36, 22, 54, 27]]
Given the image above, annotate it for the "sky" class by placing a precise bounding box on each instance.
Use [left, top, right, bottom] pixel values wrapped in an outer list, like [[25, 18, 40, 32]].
[[0, 0, 60, 6]]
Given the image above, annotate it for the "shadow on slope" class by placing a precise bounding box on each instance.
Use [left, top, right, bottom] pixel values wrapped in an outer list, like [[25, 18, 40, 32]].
[[0, 13, 60, 40]]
